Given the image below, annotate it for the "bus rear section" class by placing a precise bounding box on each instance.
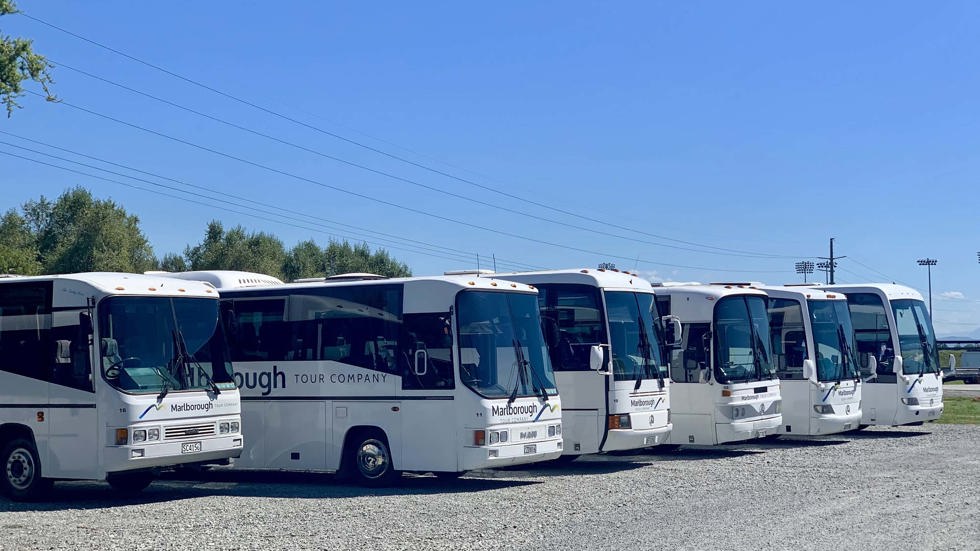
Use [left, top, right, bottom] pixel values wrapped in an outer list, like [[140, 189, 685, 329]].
[[762, 286, 862, 436], [654, 284, 782, 445], [0, 273, 242, 501], [820, 284, 947, 427], [170, 271, 562, 485], [489, 268, 673, 458]]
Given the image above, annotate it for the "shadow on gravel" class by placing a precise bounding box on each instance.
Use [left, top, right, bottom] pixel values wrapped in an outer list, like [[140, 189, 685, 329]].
[[0, 472, 539, 512], [499, 458, 650, 477], [842, 430, 931, 439], [637, 447, 763, 461], [742, 438, 850, 448]]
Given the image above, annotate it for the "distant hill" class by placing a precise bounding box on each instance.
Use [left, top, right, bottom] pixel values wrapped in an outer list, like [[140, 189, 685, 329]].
[[939, 327, 980, 341]]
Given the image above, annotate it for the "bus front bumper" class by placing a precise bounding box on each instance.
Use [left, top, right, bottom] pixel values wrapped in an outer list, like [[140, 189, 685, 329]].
[[716, 415, 782, 444], [103, 434, 244, 474], [459, 438, 563, 471], [601, 424, 672, 453]]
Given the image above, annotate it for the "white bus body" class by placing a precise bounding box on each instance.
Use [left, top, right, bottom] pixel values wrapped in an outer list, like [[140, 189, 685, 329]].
[[0, 273, 242, 500], [490, 269, 672, 457], [653, 284, 782, 445], [760, 286, 862, 435], [167, 271, 562, 485], [818, 284, 944, 426]]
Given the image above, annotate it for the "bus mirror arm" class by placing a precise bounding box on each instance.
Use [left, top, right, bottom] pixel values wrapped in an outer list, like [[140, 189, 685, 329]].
[[946, 354, 956, 376], [863, 355, 878, 382], [79, 311, 93, 337]]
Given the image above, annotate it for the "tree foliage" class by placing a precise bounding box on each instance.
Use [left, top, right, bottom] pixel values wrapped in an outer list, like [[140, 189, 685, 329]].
[[179, 221, 412, 281], [184, 221, 287, 279], [1, 187, 157, 275], [1, 0, 57, 116]]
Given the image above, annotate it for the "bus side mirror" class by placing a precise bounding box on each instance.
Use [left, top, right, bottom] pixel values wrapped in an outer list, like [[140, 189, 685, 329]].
[[590, 345, 610, 374], [892, 355, 903, 375], [78, 311, 93, 336], [947, 354, 956, 376], [802, 359, 815, 381], [414, 349, 428, 376], [661, 315, 682, 348]]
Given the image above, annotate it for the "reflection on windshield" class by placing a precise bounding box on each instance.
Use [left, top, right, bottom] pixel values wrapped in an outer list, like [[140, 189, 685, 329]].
[[714, 295, 776, 384], [457, 291, 558, 399], [808, 300, 860, 382], [891, 299, 939, 375], [98, 297, 233, 394], [605, 292, 666, 383]]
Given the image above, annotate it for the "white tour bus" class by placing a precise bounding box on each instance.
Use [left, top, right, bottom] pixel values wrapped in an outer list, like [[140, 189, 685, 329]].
[[0, 273, 242, 501], [817, 283, 946, 426], [760, 285, 862, 435], [486, 268, 676, 459], [167, 270, 563, 485], [652, 283, 782, 445]]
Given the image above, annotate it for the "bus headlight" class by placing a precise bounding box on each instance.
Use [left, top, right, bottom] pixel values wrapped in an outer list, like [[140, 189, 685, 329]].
[[901, 397, 920, 406], [774, 401, 782, 414], [548, 425, 556, 437], [498, 430, 508, 443], [133, 429, 147, 443], [148, 428, 160, 441], [731, 406, 745, 419], [219, 422, 231, 434], [489, 431, 499, 445], [230, 421, 240, 433], [608, 414, 631, 430], [813, 404, 834, 414]]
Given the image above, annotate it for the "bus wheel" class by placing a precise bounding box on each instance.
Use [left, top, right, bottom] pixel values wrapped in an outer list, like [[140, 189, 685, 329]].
[[107, 471, 154, 495], [1, 438, 52, 501], [347, 432, 400, 487]]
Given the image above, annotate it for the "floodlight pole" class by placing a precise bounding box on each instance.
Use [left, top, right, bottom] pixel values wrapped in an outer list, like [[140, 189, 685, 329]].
[[917, 258, 937, 313]]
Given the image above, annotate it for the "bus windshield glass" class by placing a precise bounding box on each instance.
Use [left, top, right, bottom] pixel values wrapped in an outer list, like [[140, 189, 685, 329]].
[[604, 291, 666, 382], [808, 300, 860, 381], [891, 299, 939, 375], [457, 291, 558, 399], [98, 297, 234, 394], [714, 295, 776, 384]]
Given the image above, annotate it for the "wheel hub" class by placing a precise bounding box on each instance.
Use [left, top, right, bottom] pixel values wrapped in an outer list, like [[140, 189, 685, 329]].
[[6, 449, 35, 490], [356, 441, 389, 479]]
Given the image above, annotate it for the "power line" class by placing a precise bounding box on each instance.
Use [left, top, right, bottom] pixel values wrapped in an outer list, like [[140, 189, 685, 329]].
[[0, 146, 538, 272], [0, 130, 538, 272], [51, 61, 790, 260], [19, 11, 803, 260], [24, 92, 790, 274]]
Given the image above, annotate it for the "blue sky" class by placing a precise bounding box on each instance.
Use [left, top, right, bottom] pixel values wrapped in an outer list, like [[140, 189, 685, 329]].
[[2, 1, 978, 335]]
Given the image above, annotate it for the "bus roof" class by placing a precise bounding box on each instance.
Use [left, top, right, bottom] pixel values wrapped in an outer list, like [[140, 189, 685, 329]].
[[816, 283, 925, 302], [756, 285, 847, 302], [650, 282, 768, 299], [486, 268, 653, 291], [162, 270, 538, 294], [0, 272, 218, 298]]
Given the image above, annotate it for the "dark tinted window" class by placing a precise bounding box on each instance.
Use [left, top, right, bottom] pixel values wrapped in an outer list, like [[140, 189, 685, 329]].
[[0, 282, 52, 381], [536, 284, 605, 372]]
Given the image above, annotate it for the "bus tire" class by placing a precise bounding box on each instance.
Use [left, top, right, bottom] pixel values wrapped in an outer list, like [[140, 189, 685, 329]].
[[345, 430, 400, 487], [1, 437, 52, 501], [107, 471, 154, 495]]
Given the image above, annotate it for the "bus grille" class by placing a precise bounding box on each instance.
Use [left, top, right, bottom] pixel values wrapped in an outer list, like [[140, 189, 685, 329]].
[[165, 422, 216, 440]]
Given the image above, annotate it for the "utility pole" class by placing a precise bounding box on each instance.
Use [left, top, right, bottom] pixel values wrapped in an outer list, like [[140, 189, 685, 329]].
[[817, 238, 845, 284], [917, 258, 937, 313]]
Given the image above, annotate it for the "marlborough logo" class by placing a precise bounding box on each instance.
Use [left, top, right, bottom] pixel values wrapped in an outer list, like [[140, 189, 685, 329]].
[[491, 403, 539, 417], [139, 401, 213, 419], [139, 403, 165, 420], [533, 402, 560, 422]]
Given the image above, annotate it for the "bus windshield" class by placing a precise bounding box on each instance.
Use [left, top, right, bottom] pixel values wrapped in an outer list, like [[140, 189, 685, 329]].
[[98, 297, 234, 394], [808, 300, 860, 382], [891, 299, 939, 375], [605, 291, 666, 382], [714, 295, 776, 384], [457, 291, 558, 400]]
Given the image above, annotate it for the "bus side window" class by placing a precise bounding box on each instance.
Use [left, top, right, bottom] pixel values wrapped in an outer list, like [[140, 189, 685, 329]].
[[400, 313, 454, 390]]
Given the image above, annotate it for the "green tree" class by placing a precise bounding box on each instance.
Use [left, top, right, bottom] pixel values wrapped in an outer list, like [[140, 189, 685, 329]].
[[0, 209, 41, 274], [159, 252, 188, 272], [282, 239, 325, 281], [184, 220, 286, 279], [21, 187, 156, 274], [324, 241, 411, 278], [1, 0, 56, 116]]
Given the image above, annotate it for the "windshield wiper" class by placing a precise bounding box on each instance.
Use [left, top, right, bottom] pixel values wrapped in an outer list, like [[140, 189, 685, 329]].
[[507, 339, 528, 405], [172, 328, 221, 396], [635, 318, 662, 391], [915, 322, 938, 374], [835, 325, 852, 382], [512, 338, 548, 401]]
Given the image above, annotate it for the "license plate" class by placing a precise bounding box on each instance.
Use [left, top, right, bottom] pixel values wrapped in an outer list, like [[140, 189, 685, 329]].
[[523, 444, 537, 455], [181, 441, 202, 454]]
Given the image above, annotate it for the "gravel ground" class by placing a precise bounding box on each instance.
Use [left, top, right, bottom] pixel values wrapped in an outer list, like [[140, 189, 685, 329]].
[[1, 423, 978, 551]]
